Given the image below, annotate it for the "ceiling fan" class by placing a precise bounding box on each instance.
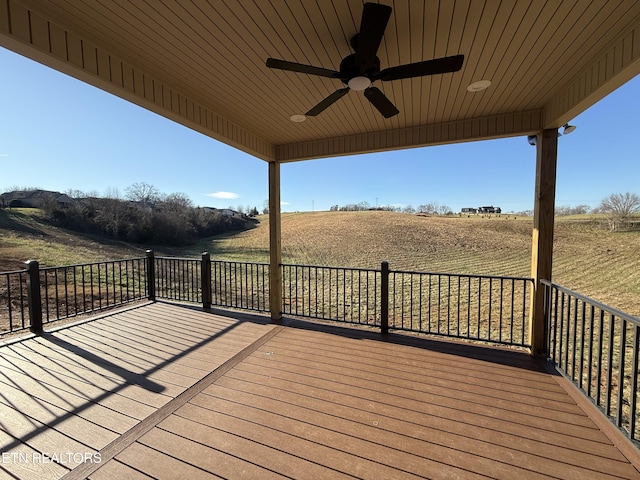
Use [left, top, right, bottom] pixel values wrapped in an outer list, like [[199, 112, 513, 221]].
[[266, 2, 464, 119]]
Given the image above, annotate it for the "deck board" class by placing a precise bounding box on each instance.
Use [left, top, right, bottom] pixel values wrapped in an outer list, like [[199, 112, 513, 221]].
[[249, 338, 586, 416], [1, 302, 640, 479]]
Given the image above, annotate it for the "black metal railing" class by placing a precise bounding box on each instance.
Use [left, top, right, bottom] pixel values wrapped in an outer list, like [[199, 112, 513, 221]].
[[1, 254, 532, 348], [211, 259, 270, 312], [543, 280, 640, 442], [279, 262, 531, 347], [151, 253, 270, 312], [282, 264, 380, 326], [155, 255, 202, 304], [0, 258, 148, 335], [0, 268, 29, 334], [40, 258, 148, 325], [389, 270, 532, 347]]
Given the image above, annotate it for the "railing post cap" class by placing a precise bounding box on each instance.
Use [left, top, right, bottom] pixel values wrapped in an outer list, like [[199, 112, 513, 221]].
[[25, 259, 39, 267]]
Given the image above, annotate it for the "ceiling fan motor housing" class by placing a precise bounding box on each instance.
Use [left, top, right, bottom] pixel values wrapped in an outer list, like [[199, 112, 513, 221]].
[[340, 53, 380, 85]]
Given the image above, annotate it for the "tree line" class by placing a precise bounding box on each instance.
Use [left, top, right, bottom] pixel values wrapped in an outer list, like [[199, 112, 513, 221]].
[[328, 192, 640, 231], [42, 183, 256, 246], [329, 201, 453, 215]]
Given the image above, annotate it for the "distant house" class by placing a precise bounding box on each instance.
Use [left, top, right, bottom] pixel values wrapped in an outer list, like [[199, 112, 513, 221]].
[[478, 206, 501, 214], [461, 208, 478, 214], [0, 190, 73, 208], [198, 207, 245, 218], [219, 208, 242, 218]]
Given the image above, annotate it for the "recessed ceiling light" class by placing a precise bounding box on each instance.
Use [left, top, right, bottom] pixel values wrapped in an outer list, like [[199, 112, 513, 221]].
[[289, 114, 306, 123], [467, 80, 491, 92]]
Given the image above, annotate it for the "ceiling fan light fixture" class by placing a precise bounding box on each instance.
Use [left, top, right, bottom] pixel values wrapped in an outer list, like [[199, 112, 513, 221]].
[[348, 76, 371, 91], [562, 123, 576, 135], [467, 80, 491, 92], [289, 114, 307, 123]]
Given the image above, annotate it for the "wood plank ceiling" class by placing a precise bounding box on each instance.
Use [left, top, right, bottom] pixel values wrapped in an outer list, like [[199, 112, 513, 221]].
[[1, 0, 639, 162]]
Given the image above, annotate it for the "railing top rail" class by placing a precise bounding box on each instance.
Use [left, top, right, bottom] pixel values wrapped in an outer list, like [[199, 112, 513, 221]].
[[0, 269, 28, 275], [390, 268, 534, 282], [38, 257, 148, 272], [211, 259, 269, 266], [281, 263, 380, 274], [155, 256, 202, 262], [542, 279, 640, 325]]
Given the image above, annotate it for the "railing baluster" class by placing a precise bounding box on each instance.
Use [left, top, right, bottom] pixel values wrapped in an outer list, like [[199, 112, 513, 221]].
[[571, 297, 578, 381], [596, 309, 604, 405], [437, 274, 442, 334], [630, 325, 639, 439], [617, 319, 627, 427], [5, 274, 13, 331], [428, 273, 433, 333], [499, 278, 504, 343], [564, 292, 571, 374], [477, 277, 481, 339], [72, 266, 77, 316], [54, 268, 60, 320], [606, 314, 615, 416], [587, 304, 595, 397], [487, 277, 492, 341], [447, 275, 451, 336], [579, 300, 586, 390], [467, 276, 471, 337]]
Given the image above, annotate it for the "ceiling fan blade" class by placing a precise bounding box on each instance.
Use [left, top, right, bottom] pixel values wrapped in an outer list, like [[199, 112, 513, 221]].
[[266, 58, 340, 78], [364, 86, 399, 118], [377, 54, 464, 81], [305, 88, 350, 116], [355, 3, 392, 73]]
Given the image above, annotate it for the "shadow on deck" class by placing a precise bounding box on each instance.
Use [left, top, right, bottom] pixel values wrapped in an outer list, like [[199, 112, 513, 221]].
[[0, 301, 639, 479]]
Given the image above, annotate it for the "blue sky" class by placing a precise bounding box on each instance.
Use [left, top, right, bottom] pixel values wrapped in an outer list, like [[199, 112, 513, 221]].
[[1, 46, 638, 213]]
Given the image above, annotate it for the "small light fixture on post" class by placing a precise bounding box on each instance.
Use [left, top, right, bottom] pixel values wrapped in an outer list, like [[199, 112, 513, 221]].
[[528, 123, 576, 146]]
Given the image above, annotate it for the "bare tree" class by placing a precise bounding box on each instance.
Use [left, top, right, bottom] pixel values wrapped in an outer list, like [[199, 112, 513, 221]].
[[437, 205, 453, 215], [417, 202, 437, 214], [64, 188, 85, 199], [555, 204, 592, 216], [97, 187, 125, 236], [164, 192, 193, 211], [599, 192, 640, 231], [402, 205, 416, 214], [125, 182, 160, 206]]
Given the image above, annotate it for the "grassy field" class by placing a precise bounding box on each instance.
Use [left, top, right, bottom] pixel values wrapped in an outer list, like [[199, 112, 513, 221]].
[[0, 208, 146, 270], [194, 211, 639, 317], [1, 208, 638, 316]]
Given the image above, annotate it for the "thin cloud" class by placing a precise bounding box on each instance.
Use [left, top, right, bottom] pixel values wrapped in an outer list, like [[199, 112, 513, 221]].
[[281, 201, 290, 205], [206, 191, 240, 199]]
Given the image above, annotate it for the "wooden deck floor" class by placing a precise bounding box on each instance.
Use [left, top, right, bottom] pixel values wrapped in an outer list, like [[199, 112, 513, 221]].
[[1, 302, 639, 479]]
